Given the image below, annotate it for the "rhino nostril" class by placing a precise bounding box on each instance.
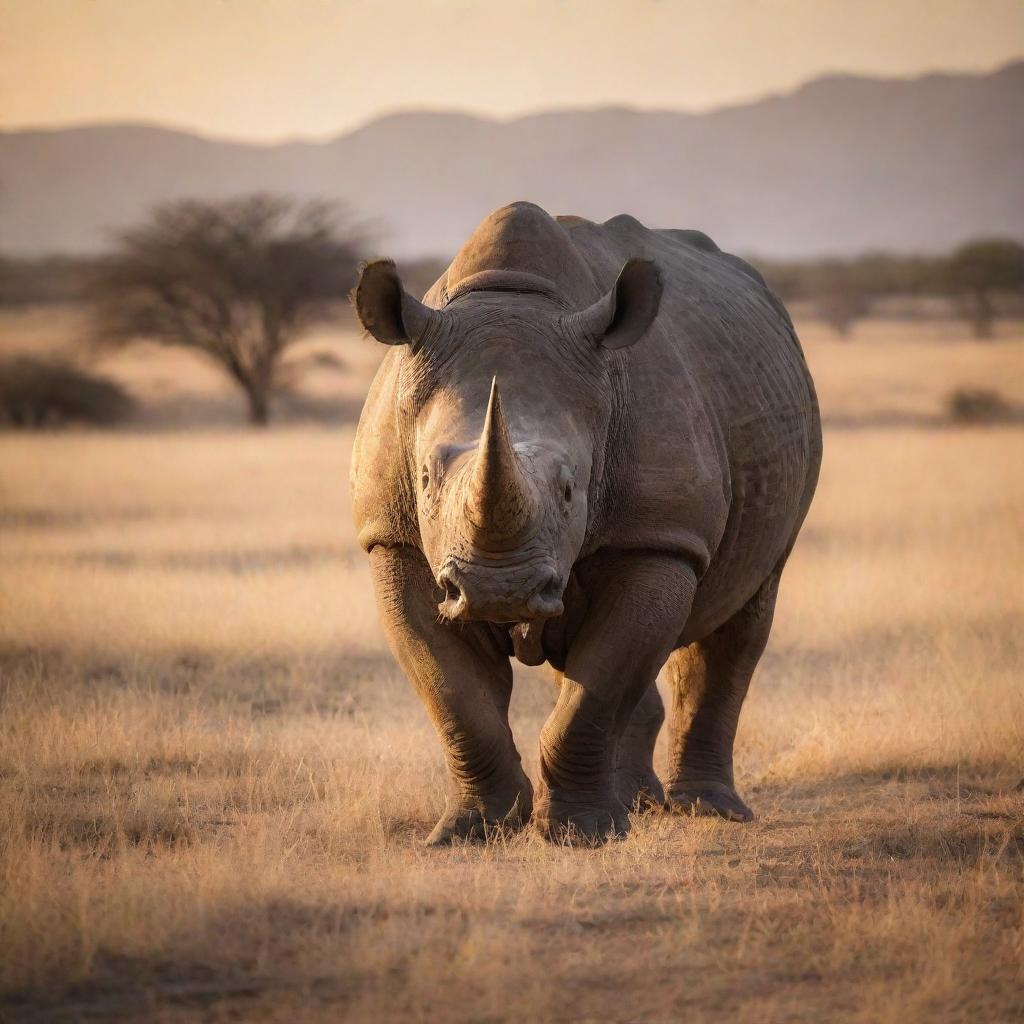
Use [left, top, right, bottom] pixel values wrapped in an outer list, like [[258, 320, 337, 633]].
[[438, 570, 462, 604], [526, 570, 564, 618], [539, 570, 562, 598]]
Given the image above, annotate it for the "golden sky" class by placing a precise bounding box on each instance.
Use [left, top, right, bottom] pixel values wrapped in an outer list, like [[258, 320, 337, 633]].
[[2, 0, 1022, 141]]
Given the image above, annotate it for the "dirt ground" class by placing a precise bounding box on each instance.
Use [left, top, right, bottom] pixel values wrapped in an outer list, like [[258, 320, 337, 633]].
[[1, 311, 1022, 1022]]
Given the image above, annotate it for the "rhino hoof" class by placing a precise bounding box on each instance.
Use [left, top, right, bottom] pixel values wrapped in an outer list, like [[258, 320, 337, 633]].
[[534, 792, 631, 845], [615, 768, 666, 812], [668, 781, 754, 823], [424, 791, 532, 846], [425, 807, 489, 846]]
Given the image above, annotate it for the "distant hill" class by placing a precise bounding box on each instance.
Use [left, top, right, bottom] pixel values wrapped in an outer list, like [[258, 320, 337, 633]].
[[2, 61, 1022, 259]]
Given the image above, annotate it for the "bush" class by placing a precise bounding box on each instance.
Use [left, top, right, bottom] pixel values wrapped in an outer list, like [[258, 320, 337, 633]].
[[0, 255, 92, 307], [946, 387, 1014, 425], [0, 357, 135, 428]]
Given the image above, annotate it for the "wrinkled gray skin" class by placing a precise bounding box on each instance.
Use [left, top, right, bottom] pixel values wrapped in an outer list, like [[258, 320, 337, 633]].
[[351, 202, 821, 844]]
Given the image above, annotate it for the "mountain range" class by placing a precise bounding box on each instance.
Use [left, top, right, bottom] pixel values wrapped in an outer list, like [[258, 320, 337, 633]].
[[1, 61, 1021, 259]]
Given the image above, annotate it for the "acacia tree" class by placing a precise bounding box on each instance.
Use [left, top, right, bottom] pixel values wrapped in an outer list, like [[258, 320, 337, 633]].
[[88, 195, 363, 424], [945, 239, 1024, 340]]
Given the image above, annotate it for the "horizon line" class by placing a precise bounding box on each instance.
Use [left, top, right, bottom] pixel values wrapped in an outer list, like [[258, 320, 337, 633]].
[[1, 56, 1020, 149]]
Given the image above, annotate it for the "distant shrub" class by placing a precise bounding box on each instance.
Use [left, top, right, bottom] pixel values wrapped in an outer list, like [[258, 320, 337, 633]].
[[0, 357, 135, 428], [752, 243, 1024, 338], [0, 255, 92, 306], [946, 387, 1014, 425]]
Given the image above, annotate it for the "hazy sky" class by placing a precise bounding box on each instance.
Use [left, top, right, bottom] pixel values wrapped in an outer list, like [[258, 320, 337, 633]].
[[2, 0, 1022, 141]]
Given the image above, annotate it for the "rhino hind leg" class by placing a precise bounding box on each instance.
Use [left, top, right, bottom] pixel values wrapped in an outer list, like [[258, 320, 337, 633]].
[[666, 571, 782, 823], [614, 681, 666, 811]]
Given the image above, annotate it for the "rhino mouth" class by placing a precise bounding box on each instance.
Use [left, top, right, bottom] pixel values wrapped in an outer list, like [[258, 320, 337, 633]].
[[435, 560, 564, 624]]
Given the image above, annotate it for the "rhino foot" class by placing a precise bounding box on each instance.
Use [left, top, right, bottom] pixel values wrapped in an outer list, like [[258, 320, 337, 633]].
[[668, 779, 754, 823], [615, 768, 666, 812], [534, 789, 631, 845], [424, 785, 532, 846]]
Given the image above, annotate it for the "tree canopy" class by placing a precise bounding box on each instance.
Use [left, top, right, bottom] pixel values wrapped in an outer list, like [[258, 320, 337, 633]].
[[88, 195, 364, 423]]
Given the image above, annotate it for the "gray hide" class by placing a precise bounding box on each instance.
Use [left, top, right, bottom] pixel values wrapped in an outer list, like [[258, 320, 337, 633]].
[[351, 202, 821, 843]]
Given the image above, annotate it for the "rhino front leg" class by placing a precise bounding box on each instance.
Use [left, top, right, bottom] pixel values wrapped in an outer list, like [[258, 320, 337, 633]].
[[535, 554, 696, 843], [369, 545, 532, 845], [666, 570, 781, 823]]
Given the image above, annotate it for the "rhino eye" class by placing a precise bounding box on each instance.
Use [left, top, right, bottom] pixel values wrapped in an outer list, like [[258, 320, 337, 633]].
[[421, 466, 430, 490], [559, 465, 576, 505]]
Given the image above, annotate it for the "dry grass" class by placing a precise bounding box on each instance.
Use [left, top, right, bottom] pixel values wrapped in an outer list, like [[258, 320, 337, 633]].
[[0, 314, 1022, 1022]]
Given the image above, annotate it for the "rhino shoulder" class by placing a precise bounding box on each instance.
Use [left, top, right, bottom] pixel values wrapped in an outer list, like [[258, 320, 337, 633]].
[[351, 352, 418, 552]]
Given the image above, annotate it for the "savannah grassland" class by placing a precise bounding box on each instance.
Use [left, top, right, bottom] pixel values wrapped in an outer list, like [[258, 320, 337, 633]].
[[1, 308, 1022, 1023]]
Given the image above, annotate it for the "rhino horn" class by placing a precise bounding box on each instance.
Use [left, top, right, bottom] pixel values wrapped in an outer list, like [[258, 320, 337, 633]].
[[465, 378, 532, 543]]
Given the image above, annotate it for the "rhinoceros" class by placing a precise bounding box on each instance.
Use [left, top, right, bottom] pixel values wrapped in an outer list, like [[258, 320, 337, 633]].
[[351, 202, 821, 844]]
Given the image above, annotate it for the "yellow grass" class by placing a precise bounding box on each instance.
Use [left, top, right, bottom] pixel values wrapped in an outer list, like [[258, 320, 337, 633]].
[[1, 314, 1022, 1022]]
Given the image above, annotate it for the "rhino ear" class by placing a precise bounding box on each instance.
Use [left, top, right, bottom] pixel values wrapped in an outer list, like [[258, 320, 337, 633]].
[[352, 259, 436, 349], [570, 258, 662, 350]]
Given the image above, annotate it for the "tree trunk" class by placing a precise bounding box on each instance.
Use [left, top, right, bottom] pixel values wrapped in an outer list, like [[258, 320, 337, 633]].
[[970, 289, 994, 340], [830, 315, 853, 340], [244, 384, 270, 426]]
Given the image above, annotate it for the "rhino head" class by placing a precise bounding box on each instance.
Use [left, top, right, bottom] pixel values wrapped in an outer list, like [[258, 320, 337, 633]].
[[353, 253, 662, 626]]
